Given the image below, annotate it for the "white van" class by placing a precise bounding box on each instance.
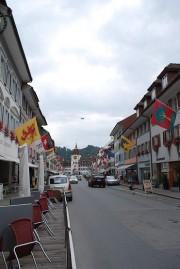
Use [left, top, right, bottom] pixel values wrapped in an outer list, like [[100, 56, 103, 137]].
[[48, 174, 72, 201]]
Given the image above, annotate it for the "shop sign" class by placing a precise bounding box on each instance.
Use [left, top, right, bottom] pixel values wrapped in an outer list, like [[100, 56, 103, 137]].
[[143, 180, 153, 194]]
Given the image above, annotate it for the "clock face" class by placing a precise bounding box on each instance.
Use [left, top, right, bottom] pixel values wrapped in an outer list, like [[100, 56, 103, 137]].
[[73, 155, 77, 160]]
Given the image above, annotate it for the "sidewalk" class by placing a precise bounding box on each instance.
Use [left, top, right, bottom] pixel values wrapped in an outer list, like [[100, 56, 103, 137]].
[[120, 181, 180, 200]]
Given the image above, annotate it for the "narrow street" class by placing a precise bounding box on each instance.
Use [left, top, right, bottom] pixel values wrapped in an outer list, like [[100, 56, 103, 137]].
[[68, 179, 180, 269]]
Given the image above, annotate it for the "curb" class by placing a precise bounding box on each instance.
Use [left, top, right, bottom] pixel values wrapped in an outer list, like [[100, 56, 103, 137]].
[[120, 184, 180, 200]]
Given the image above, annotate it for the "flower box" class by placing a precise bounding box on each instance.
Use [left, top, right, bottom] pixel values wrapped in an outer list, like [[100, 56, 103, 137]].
[[173, 137, 180, 145], [10, 131, 15, 141], [153, 145, 159, 152], [164, 140, 172, 147]]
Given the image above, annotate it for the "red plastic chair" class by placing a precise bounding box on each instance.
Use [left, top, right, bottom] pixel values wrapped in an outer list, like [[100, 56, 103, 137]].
[[47, 189, 60, 203], [5, 218, 51, 269], [33, 204, 54, 238], [37, 197, 55, 236]]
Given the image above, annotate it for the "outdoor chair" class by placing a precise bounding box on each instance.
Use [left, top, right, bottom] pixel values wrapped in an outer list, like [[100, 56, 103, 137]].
[[37, 197, 55, 236], [5, 218, 51, 269], [46, 189, 60, 209], [40, 194, 57, 219], [33, 204, 54, 239]]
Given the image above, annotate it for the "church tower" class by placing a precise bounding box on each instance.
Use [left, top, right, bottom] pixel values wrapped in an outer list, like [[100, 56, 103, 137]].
[[71, 143, 81, 174]]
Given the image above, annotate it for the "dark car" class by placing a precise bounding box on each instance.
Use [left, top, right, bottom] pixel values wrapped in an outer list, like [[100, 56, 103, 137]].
[[88, 174, 106, 188]]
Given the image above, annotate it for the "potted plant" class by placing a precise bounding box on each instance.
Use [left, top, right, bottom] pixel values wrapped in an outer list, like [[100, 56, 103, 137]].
[[153, 145, 159, 152], [164, 140, 172, 147], [10, 131, 15, 141], [173, 136, 180, 145]]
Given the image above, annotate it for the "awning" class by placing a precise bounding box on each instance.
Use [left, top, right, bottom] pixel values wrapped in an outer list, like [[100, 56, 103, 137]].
[[28, 163, 38, 168], [118, 164, 136, 171], [0, 155, 20, 163]]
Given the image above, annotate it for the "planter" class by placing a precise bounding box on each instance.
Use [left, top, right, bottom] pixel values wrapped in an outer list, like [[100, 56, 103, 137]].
[[153, 145, 159, 152], [164, 141, 172, 147], [173, 138, 180, 145], [10, 131, 15, 141]]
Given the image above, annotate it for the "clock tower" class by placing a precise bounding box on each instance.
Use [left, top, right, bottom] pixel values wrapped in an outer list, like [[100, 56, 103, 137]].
[[71, 143, 81, 175]]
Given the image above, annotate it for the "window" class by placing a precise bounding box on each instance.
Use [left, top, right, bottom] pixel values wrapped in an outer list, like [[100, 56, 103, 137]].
[[143, 100, 147, 109], [177, 92, 180, 108], [174, 124, 180, 138], [152, 135, 160, 147], [162, 75, 168, 89], [151, 89, 156, 100], [10, 114, 15, 131], [4, 108, 10, 128], [163, 130, 173, 143]]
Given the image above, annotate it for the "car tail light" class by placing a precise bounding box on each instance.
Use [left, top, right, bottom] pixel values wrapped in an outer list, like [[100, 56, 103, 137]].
[[68, 183, 71, 190], [92, 178, 96, 182]]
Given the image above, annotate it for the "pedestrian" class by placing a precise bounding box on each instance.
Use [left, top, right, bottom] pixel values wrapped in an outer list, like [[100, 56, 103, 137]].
[[32, 176, 36, 188]]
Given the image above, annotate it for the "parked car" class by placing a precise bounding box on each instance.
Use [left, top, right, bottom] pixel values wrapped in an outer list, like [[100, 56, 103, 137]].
[[105, 175, 120, 186], [76, 175, 83, 181], [48, 174, 72, 201], [69, 175, 78, 184], [88, 174, 106, 188]]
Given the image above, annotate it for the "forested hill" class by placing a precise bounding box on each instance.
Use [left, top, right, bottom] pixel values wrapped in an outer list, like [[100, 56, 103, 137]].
[[56, 145, 99, 161]]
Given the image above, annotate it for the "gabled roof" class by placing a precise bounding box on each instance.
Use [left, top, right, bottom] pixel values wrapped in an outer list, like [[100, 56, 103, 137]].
[[157, 63, 180, 79], [110, 113, 136, 136], [0, 1, 32, 82]]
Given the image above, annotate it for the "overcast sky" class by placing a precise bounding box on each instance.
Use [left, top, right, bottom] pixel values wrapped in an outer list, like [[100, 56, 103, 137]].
[[6, 0, 180, 149]]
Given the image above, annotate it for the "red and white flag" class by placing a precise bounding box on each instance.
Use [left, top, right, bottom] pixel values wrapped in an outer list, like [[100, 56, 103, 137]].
[[41, 134, 48, 150]]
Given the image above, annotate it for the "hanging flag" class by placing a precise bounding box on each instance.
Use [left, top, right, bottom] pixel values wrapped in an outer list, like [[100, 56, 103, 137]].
[[101, 156, 107, 166], [34, 139, 44, 154], [107, 150, 115, 159], [14, 117, 41, 146], [120, 135, 132, 153], [41, 133, 49, 150], [151, 99, 176, 130]]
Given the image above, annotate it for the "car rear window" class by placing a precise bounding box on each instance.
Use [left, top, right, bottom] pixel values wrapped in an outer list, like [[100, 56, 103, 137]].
[[50, 177, 67, 184]]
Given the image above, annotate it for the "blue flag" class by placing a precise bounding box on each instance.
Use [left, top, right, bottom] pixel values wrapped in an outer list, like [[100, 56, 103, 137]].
[[107, 150, 115, 158]]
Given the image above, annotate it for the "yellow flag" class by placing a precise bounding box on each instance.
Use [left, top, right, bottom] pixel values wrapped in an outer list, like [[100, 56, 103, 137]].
[[14, 117, 41, 146], [120, 135, 132, 153]]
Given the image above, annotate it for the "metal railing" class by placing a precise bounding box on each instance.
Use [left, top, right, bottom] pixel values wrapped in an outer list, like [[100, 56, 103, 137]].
[[63, 193, 76, 269]]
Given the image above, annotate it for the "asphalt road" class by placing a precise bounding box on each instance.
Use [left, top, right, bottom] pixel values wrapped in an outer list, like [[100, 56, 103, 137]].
[[68, 179, 180, 269]]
